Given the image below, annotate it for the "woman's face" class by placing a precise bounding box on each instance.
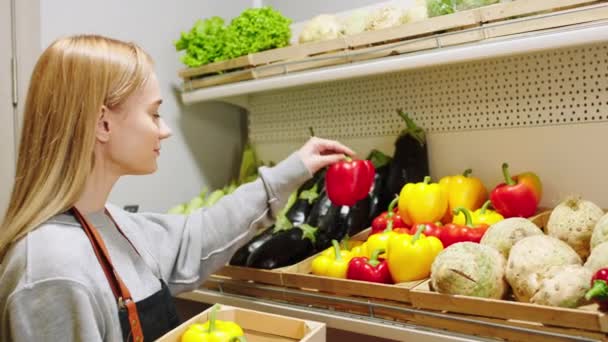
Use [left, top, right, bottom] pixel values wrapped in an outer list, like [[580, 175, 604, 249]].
[[104, 72, 172, 175]]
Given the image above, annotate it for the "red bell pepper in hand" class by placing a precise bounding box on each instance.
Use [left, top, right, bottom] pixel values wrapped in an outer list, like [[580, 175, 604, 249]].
[[439, 207, 489, 248], [371, 197, 408, 235], [490, 163, 542, 218], [326, 157, 375, 206], [347, 248, 392, 284], [585, 268, 608, 310]]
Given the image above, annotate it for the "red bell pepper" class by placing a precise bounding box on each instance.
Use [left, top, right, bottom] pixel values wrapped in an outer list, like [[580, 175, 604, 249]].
[[418, 222, 443, 241], [371, 197, 408, 235], [438, 207, 488, 248], [585, 268, 608, 310], [490, 163, 542, 218], [326, 157, 375, 206], [346, 248, 392, 284]]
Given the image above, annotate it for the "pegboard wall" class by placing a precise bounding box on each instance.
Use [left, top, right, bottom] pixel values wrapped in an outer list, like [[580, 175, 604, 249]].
[[248, 42, 608, 143]]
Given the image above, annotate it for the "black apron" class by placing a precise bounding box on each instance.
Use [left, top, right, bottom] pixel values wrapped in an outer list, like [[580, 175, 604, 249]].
[[72, 208, 180, 341]]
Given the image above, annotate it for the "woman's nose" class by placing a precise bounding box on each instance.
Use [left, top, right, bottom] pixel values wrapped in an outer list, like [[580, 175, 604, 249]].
[[158, 118, 172, 139]]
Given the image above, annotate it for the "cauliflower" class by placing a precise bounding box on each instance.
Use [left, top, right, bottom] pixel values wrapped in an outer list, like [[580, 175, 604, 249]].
[[506, 235, 582, 303], [530, 265, 592, 308], [365, 6, 405, 31], [590, 213, 608, 249], [584, 241, 608, 273], [299, 14, 343, 44], [401, 5, 429, 24], [480, 218, 544, 259], [547, 197, 604, 259], [341, 10, 368, 36], [431, 242, 507, 299]]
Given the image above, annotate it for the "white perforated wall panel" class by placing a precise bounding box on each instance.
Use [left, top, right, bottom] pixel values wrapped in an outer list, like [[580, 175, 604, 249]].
[[248, 42, 608, 208], [250, 43, 608, 142]]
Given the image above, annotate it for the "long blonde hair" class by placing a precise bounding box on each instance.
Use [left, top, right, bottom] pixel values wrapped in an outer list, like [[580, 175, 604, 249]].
[[0, 35, 153, 259]]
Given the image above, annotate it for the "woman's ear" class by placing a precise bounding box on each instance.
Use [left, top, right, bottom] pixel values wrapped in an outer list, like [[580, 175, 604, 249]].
[[96, 105, 111, 143]]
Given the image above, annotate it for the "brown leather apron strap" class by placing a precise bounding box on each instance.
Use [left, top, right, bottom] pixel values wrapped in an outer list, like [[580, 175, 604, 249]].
[[72, 207, 144, 342]]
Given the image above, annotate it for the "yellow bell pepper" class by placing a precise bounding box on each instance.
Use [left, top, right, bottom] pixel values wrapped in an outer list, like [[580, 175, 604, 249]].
[[321, 238, 362, 257], [366, 227, 400, 259], [350, 241, 369, 258], [181, 305, 246, 342], [398, 176, 448, 224], [387, 224, 444, 283], [439, 169, 488, 223], [311, 240, 352, 278], [453, 200, 504, 226]]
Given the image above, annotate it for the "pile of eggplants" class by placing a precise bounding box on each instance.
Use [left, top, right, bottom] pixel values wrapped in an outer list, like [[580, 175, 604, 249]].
[[229, 112, 429, 270]]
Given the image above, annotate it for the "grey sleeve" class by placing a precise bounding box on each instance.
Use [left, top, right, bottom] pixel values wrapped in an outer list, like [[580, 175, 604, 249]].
[[121, 152, 311, 294], [4, 279, 107, 342]]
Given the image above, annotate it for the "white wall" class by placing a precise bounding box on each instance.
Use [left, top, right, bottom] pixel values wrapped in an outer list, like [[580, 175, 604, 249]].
[[40, 0, 252, 212]]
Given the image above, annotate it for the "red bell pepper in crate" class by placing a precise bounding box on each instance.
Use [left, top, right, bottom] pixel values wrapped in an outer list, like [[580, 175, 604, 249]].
[[490, 163, 542, 218], [347, 248, 392, 284], [371, 197, 409, 235], [585, 268, 608, 310]]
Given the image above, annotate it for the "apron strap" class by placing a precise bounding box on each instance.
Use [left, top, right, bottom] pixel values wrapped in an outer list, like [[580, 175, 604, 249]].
[[72, 207, 144, 342]]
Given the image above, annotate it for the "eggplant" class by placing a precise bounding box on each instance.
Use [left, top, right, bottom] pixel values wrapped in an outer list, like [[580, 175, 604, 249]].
[[345, 195, 372, 237], [229, 226, 275, 266], [285, 169, 325, 226], [229, 169, 324, 267], [383, 110, 429, 206], [306, 190, 343, 251], [366, 150, 392, 221], [246, 225, 317, 269]]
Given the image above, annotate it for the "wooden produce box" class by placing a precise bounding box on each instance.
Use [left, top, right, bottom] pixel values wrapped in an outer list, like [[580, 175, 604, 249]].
[[279, 227, 427, 304], [408, 211, 608, 341], [157, 305, 326, 342], [178, 0, 607, 91]]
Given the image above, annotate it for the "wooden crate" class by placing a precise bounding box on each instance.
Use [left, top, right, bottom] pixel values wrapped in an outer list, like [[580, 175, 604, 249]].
[[178, 0, 605, 91], [157, 304, 326, 342], [279, 227, 426, 304], [408, 210, 608, 338]]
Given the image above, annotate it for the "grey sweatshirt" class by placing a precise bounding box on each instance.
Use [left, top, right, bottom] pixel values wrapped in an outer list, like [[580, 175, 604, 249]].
[[0, 152, 311, 342]]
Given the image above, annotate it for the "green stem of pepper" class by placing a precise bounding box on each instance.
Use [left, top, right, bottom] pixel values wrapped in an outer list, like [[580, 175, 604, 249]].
[[480, 200, 492, 214], [208, 304, 220, 333], [463, 169, 472, 177], [384, 197, 399, 233], [502, 163, 517, 186], [368, 249, 385, 267], [453, 207, 474, 227], [423, 176, 431, 184], [586, 280, 608, 301], [332, 239, 342, 261], [411, 224, 425, 244]]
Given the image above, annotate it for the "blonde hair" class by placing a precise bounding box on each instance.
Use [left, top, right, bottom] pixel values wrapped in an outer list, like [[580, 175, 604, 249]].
[[0, 35, 154, 259]]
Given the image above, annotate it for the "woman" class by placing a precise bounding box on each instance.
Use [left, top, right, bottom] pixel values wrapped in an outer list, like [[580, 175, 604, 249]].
[[0, 35, 353, 341]]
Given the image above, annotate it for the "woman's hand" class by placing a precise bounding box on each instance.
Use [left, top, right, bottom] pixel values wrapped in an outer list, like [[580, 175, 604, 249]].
[[296, 137, 355, 174]]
